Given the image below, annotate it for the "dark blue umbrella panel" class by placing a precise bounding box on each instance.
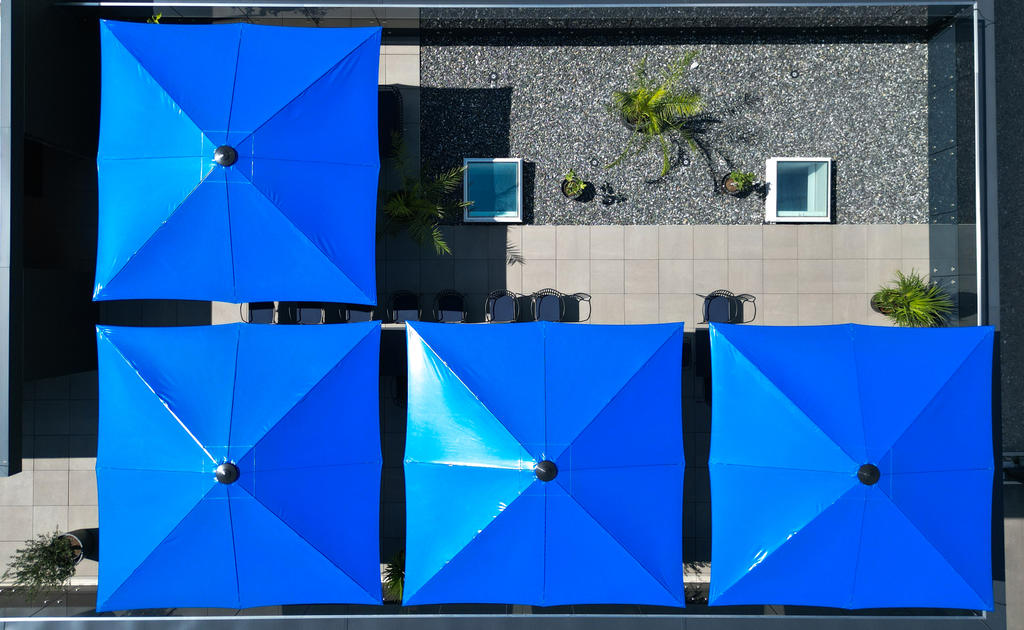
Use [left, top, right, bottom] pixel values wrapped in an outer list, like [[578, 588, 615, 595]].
[[96, 322, 382, 610], [95, 21, 380, 304], [403, 321, 685, 607], [709, 323, 994, 610]]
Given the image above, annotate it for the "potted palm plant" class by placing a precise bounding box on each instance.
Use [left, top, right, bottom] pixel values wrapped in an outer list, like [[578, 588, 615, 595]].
[[382, 133, 469, 255], [1, 529, 96, 601], [607, 51, 704, 178], [870, 270, 953, 327], [561, 169, 587, 200], [723, 170, 757, 195]]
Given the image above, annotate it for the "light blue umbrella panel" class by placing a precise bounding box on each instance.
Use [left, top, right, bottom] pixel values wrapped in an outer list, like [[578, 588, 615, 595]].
[[95, 21, 380, 304], [403, 321, 685, 607], [709, 323, 994, 610], [96, 322, 382, 611]]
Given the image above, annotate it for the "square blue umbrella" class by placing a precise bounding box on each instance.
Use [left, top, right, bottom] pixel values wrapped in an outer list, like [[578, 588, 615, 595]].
[[95, 21, 380, 304], [96, 322, 382, 611], [709, 323, 994, 610], [403, 321, 685, 607]]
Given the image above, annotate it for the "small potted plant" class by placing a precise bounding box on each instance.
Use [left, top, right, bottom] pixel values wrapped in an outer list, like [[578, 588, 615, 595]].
[[870, 270, 953, 327], [382, 549, 404, 603], [1, 529, 96, 601], [723, 170, 757, 195], [561, 169, 587, 200]]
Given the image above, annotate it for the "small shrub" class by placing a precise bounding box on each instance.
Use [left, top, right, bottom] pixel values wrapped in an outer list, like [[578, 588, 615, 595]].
[[728, 170, 757, 191], [871, 270, 953, 327], [562, 169, 586, 197]]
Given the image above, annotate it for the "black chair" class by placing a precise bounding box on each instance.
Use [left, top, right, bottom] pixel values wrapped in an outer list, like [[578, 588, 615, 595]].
[[277, 302, 324, 325], [324, 303, 375, 324], [433, 290, 467, 323], [388, 291, 421, 323], [242, 302, 275, 324], [698, 290, 756, 324], [485, 290, 520, 323], [531, 289, 565, 322]]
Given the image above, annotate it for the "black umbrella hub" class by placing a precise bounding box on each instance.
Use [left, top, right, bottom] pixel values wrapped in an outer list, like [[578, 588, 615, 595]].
[[214, 145, 238, 167], [858, 463, 880, 486], [216, 462, 240, 484], [534, 460, 558, 482]]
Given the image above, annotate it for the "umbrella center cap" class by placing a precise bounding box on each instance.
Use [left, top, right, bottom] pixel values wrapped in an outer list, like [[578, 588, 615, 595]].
[[214, 145, 238, 167], [216, 462, 240, 484], [858, 463, 880, 485], [534, 460, 558, 482]]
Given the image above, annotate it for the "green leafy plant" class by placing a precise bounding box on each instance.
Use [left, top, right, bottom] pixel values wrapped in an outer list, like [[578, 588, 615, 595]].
[[382, 133, 469, 256], [562, 169, 586, 197], [146, 12, 162, 23], [1, 530, 78, 601], [727, 170, 757, 192], [871, 270, 953, 327], [382, 550, 404, 603], [607, 51, 704, 177]]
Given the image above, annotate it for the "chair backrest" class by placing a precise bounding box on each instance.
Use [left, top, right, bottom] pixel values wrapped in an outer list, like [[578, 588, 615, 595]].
[[279, 302, 324, 325], [346, 306, 374, 323], [246, 302, 275, 324], [435, 291, 466, 323], [486, 291, 518, 323], [533, 290, 563, 322], [390, 292, 420, 323]]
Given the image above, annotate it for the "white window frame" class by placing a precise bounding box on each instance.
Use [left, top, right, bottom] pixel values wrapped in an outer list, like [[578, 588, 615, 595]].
[[462, 157, 523, 224], [764, 157, 833, 224]]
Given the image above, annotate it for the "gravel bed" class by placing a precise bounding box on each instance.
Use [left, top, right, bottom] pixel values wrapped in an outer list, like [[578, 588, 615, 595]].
[[420, 30, 929, 225]]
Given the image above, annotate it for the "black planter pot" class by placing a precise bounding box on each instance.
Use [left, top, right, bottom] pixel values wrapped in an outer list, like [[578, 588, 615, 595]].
[[561, 180, 586, 200], [62, 528, 99, 564]]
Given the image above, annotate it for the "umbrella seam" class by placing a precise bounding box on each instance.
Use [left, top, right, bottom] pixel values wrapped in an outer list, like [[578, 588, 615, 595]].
[[847, 496, 869, 608], [225, 172, 238, 298], [242, 156, 380, 169], [409, 328, 536, 464], [404, 481, 537, 603], [97, 166, 217, 296], [550, 326, 682, 463], [227, 327, 240, 459], [104, 27, 221, 158], [879, 485, 992, 607], [224, 27, 244, 143], [102, 483, 221, 607], [101, 333, 218, 465], [873, 333, 992, 463], [238, 177, 373, 304], [708, 462, 861, 475], [714, 482, 861, 602], [231, 327, 377, 465], [237, 481, 381, 602], [234, 30, 380, 156], [542, 322, 547, 603], [560, 487, 681, 603], [563, 462, 684, 472], [715, 333, 862, 466], [849, 324, 870, 463], [246, 461, 382, 473], [402, 460, 528, 470], [226, 488, 242, 607]]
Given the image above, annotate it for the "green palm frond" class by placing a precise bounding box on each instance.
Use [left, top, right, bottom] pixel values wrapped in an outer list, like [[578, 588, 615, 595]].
[[871, 270, 953, 327], [606, 52, 704, 177], [383, 550, 405, 602], [382, 135, 464, 256]]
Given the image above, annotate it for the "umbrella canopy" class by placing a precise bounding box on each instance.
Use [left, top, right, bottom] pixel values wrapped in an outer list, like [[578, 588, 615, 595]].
[[403, 321, 685, 607], [96, 322, 382, 611], [95, 21, 380, 304], [708, 323, 994, 610]]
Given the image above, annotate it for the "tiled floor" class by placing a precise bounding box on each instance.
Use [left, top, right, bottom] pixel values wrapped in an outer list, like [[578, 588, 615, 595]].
[[377, 223, 928, 330]]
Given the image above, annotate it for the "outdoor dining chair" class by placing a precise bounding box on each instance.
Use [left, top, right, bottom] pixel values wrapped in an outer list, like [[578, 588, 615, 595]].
[[241, 302, 275, 324], [388, 290, 421, 324], [698, 290, 756, 324], [323, 303, 375, 324], [484, 290, 520, 323], [531, 288, 565, 322], [277, 302, 325, 325], [433, 290, 468, 323]]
